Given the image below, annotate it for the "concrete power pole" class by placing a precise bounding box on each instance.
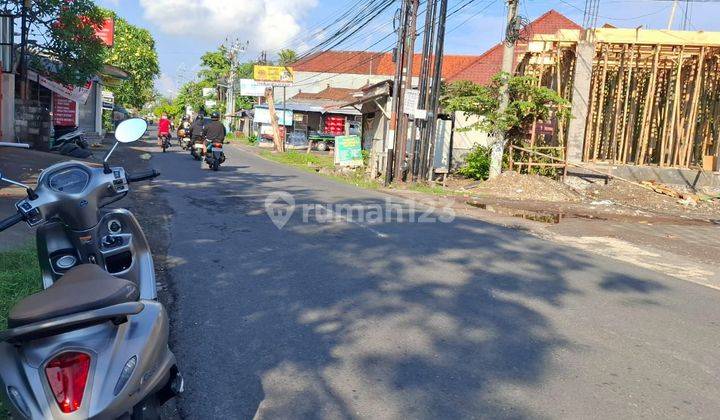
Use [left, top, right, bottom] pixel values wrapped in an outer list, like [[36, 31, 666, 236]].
[[224, 39, 248, 131], [385, 0, 410, 185], [489, 0, 519, 179], [667, 0, 679, 29], [393, 0, 420, 182]]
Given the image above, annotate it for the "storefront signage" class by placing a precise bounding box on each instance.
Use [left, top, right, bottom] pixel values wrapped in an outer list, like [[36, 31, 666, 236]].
[[253, 107, 293, 126], [95, 18, 115, 47], [27, 69, 92, 104], [253, 65, 294, 86], [334, 135, 363, 167], [239, 79, 267, 97], [52, 92, 76, 126], [102, 90, 114, 110]]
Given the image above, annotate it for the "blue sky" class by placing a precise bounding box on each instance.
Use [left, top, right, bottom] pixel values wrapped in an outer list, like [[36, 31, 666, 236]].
[[97, 0, 720, 96]]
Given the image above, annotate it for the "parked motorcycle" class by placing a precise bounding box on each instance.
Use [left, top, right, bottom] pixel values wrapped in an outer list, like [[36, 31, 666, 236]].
[[51, 127, 91, 158], [0, 118, 182, 419], [205, 140, 226, 171]]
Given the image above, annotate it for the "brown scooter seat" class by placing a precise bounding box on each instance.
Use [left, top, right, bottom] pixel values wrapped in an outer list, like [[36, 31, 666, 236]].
[[7, 264, 139, 328]]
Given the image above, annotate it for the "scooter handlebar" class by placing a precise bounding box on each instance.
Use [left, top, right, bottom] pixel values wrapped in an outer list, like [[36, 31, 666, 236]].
[[126, 169, 161, 183], [0, 212, 25, 232]]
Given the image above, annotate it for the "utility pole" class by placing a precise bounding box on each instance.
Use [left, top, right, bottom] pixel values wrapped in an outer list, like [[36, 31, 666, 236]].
[[393, 0, 419, 182], [385, 0, 410, 186], [19, 0, 31, 100], [411, 0, 437, 181], [667, 0, 679, 29], [423, 0, 448, 181], [223, 39, 248, 132], [488, 0, 519, 179]]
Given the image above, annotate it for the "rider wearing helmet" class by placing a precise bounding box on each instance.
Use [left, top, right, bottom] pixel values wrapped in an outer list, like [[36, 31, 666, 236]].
[[202, 112, 227, 161], [157, 113, 172, 147]]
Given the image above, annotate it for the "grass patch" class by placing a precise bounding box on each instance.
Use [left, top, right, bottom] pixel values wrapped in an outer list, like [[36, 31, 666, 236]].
[[0, 245, 40, 417], [0, 246, 41, 330], [258, 150, 381, 190], [226, 133, 258, 146], [259, 149, 334, 169], [403, 183, 465, 197]]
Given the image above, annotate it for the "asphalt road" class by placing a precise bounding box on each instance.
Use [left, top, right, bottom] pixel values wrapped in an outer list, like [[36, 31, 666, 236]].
[[146, 141, 720, 419]]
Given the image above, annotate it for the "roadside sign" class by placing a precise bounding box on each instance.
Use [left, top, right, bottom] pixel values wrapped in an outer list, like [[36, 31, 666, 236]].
[[202, 87, 215, 98], [52, 93, 76, 126], [334, 135, 363, 167], [254, 107, 293, 126], [403, 89, 420, 117], [95, 18, 115, 47], [205, 99, 217, 109], [253, 65, 294, 86], [239, 79, 266, 97], [101, 90, 114, 110]]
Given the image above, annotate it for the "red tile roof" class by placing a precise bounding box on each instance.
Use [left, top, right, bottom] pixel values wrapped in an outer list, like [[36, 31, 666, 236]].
[[293, 10, 580, 85], [292, 86, 360, 102], [293, 51, 479, 78], [448, 10, 582, 85]]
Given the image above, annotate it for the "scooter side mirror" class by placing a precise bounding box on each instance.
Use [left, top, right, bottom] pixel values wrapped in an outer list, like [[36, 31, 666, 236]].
[[0, 172, 38, 200], [115, 118, 148, 144]]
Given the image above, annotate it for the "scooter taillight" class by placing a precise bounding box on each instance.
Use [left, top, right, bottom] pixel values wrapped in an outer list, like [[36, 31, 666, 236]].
[[45, 352, 91, 413]]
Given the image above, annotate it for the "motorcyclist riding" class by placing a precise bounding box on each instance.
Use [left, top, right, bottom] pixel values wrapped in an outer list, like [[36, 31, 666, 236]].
[[188, 114, 206, 148], [204, 112, 227, 151], [157, 113, 171, 147]]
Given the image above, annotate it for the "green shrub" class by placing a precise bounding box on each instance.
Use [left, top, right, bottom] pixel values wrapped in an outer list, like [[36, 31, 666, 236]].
[[361, 149, 370, 165], [248, 134, 258, 144], [458, 145, 491, 180]]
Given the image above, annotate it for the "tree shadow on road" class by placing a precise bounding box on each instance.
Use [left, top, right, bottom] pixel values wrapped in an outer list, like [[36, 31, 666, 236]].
[[154, 154, 672, 419]]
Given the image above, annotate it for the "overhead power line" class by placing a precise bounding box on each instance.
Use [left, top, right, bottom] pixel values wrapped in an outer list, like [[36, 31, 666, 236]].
[[291, 0, 497, 88]]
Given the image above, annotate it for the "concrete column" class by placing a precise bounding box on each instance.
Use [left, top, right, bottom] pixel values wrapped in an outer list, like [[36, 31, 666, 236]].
[[566, 41, 595, 163], [1, 73, 15, 141], [95, 83, 103, 135]]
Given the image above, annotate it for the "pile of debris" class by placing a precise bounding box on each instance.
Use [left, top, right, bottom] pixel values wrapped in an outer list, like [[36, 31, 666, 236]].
[[463, 171, 582, 202]]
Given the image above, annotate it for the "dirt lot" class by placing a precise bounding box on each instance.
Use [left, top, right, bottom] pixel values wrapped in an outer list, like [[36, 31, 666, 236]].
[[442, 171, 720, 222]]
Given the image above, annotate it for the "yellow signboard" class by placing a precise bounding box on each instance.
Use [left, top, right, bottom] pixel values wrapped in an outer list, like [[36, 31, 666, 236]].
[[253, 65, 295, 86]]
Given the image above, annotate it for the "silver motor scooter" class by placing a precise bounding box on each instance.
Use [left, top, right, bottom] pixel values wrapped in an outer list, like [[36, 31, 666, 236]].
[[0, 119, 182, 419]]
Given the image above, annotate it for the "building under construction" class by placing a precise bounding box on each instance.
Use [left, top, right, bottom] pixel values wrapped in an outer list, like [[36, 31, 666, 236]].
[[518, 27, 720, 174]]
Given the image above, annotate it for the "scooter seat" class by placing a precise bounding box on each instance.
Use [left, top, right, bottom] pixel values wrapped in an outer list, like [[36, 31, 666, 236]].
[[7, 264, 139, 328]]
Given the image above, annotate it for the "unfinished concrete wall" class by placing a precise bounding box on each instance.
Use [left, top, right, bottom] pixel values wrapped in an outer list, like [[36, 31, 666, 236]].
[[0, 73, 14, 141], [566, 41, 595, 163], [14, 99, 51, 149]]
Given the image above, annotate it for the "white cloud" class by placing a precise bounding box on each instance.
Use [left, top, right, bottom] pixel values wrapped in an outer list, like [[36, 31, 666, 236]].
[[138, 0, 318, 51], [156, 73, 177, 97]]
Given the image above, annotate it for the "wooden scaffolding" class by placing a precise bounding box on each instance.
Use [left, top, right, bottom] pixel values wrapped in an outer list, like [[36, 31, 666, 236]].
[[519, 28, 720, 170]]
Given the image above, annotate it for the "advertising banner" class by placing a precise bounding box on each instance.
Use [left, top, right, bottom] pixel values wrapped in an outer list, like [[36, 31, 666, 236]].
[[253, 65, 294, 86], [52, 92, 77, 126], [240, 79, 267, 97], [334, 135, 363, 167], [28, 70, 92, 104], [254, 107, 293, 126], [95, 18, 115, 46]]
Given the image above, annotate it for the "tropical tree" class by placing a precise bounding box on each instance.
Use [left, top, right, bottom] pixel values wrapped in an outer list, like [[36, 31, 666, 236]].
[[199, 47, 231, 95], [278, 49, 298, 66], [103, 12, 160, 109], [9, 0, 106, 85], [443, 73, 570, 139]]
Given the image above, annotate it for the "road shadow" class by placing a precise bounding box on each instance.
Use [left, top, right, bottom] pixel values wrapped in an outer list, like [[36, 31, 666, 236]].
[[150, 148, 673, 419]]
